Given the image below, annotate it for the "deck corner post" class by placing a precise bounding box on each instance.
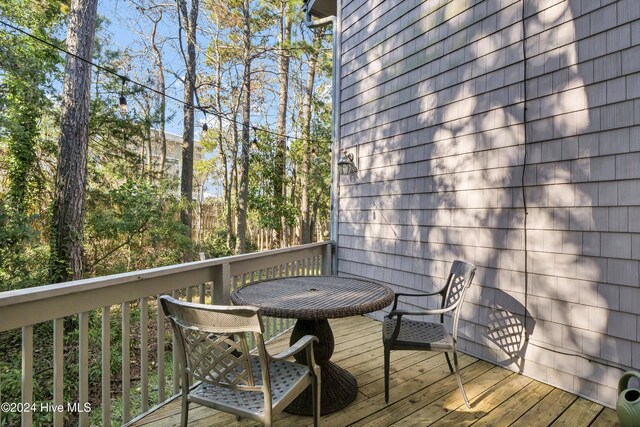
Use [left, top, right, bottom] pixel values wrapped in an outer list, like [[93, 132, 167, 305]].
[[213, 262, 231, 305], [322, 242, 333, 276]]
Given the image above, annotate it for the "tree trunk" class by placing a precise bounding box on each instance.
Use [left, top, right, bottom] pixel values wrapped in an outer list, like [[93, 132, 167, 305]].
[[144, 103, 153, 180], [231, 119, 239, 246], [177, 0, 199, 261], [274, 0, 292, 248], [150, 13, 167, 179], [49, 0, 99, 283], [300, 33, 320, 244], [212, 18, 233, 252], [235, 0, 251, 254]]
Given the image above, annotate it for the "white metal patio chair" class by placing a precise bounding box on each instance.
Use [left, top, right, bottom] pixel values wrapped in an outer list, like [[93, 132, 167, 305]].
[[382, 260, 477, 407], [160, 295, 321, 426]]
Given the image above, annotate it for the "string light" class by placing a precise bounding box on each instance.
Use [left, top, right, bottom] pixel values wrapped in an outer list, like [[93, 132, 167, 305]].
[[202, 113, 208, 136], [251, 127, 258, 150], [119, 77, 127, 114], [0, 18, 332, 145]]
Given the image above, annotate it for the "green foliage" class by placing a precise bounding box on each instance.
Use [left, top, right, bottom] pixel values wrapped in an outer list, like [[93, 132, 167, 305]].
[[0, 0, 64, 293], [0, 212, 49, 291], [85, 180, 193, 276], [201, 228, 235, 257], [0, 0, 64, 214], [248, 132, 297, 230], [199, 227, 255, 257], [0, 0, 333, 424]]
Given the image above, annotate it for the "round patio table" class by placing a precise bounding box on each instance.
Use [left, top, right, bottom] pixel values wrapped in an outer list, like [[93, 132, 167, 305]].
[[231, 275, 394, 415]]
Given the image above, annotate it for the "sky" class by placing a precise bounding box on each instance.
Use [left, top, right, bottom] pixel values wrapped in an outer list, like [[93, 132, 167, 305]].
[[100, 0, 195, 137], [98, 0, 331, 144], [2, 0, 330, 142]]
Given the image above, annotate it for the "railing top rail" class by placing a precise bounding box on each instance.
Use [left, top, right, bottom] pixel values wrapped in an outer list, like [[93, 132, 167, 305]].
[[0, 242, 332, 332], [0, 242, 330, 308]]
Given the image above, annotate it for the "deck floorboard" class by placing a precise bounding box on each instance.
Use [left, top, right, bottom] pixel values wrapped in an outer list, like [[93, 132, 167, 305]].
[[130, 316, 619, 427]]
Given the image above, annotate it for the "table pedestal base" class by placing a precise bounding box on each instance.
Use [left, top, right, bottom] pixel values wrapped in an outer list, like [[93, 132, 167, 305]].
[[284, 318, 358, 415], [285, 361, 358, 415]]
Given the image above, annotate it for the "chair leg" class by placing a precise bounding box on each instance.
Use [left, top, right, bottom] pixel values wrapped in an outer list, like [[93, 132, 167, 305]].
[[384, 345, 391, 403], [180, 397, 189, 427], [444, 352, 454, 373], [312, 370, 321, 427], [453, 347, 470, 408]]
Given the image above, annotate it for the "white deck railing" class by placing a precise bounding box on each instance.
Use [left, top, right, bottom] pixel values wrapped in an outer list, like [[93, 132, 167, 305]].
[[0, 242, 332, 427]]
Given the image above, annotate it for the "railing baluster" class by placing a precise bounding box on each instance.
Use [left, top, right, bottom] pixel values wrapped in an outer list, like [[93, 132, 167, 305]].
[[172, 290, 179, 395], [279, 265, 285, 334], [122, 302, 131, 423], [157, 295, 166, 402], [22, 325, 33, 427], [140, 298, 149, 412], [267, 266, 275, 337], [79, 312, 89, 426], [199, 284, 205, 304], [53, 318, 64, 427], [101, 307, 111, 427], [0, 242, 330, 426]]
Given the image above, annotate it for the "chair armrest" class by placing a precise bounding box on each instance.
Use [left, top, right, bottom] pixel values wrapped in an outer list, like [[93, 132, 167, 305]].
[[387, 307, 453, 319], [391, 287, 447, 310], [395, 291, 442, 297], [270, 335, 318, 361]]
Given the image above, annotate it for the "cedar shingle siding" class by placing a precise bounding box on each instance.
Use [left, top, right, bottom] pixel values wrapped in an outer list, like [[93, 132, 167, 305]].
[[336, 0, 640, 407]]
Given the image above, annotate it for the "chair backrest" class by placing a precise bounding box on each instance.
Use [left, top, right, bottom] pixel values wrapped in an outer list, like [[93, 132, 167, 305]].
[[159, 295, 270, 394], [440, 260, 476, 336]]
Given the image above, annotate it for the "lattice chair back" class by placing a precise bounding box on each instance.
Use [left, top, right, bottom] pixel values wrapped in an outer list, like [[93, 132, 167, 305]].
[[441, 260, 476, 335], [159, 296, 270, 394]]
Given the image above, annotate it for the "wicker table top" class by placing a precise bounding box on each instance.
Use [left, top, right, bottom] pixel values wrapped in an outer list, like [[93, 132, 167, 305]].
[[231, 276, 394, 320]]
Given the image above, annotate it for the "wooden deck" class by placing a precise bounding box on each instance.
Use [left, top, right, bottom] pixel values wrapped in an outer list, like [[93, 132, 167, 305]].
[[131, 316, 619, 427]]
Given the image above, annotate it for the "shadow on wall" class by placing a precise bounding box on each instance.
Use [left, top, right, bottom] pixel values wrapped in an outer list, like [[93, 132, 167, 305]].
[[482, 289, 535, 374], [336, 0, 640, 404]]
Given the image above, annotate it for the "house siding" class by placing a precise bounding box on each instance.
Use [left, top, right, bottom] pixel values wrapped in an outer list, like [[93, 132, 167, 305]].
[[336, 0, 640, 407]]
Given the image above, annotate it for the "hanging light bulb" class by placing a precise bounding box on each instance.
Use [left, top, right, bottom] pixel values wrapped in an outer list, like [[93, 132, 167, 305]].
[[119, 95, 127, 113], [251, 126, 258, 150], [202, 112, 208, 137], [119, 77, 127, 114]]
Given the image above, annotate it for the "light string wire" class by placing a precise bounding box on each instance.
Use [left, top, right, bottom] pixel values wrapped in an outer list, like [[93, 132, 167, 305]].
[[518, 1, 628, 373], [0, 18, 332, 145]]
